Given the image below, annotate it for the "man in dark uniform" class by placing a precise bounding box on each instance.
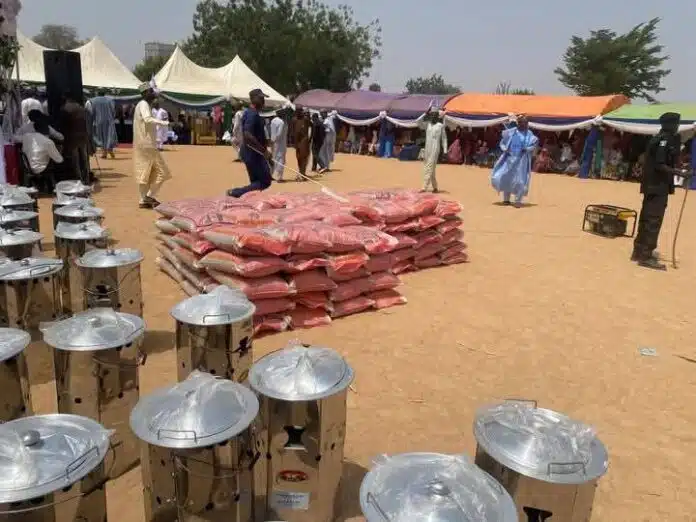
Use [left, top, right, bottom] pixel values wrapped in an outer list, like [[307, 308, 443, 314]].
[[631, 112, 691, 270], [226, 89, 273, 197]]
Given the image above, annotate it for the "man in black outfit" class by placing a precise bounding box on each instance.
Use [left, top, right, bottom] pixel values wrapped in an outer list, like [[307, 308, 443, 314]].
[[631, 112, 691, 270], [311, 112, 326, 173]]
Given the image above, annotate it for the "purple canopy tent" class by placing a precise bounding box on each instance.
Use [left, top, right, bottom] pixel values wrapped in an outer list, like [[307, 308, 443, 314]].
[[332, 90, 405, 119], [387, 94, 455, 119], [293, 89, 350, 111]]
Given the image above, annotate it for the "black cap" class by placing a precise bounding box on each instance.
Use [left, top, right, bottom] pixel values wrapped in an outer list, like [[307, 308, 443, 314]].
[[659, 112, 681, 125], [249, 88, 268, 99]]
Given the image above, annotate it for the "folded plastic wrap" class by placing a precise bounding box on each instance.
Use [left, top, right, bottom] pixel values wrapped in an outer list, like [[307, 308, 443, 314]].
[[0, 419, 112, 491], [365, 453, 504, 522], [149, 371, 248, 437], [480, 402, 597, 465]]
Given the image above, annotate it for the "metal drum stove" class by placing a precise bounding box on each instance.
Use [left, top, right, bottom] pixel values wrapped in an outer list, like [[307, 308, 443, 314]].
[[0, 414, 111, 522], [54, 222, 108, 316], [75, 248, 144, 317], [0, 328, 33, 422], [249, 343, 354, 522], [474, 400, 609, 522], [130, 371, 263, 522], [54, 205, 104, 226], [0, 257, 64, 386], [0, 228, 43, 260], [0, 208, 40, 233], [55, 180, 93, 200], [360, 452, 518, 522], [171, 285, 255, 382], [52, 195, 94, 231], [43, 308, 146, 479]]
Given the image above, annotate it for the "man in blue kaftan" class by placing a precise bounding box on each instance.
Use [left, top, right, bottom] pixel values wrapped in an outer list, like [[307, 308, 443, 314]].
[[491, 115, 539, 206], [89, 90, 118, 159]]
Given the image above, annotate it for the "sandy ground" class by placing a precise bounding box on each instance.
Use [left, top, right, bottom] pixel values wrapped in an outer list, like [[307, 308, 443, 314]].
[[29, 145, 696, 522]]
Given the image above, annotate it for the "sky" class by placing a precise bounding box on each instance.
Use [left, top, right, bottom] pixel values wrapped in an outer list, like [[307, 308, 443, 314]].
[[17, 0, 695, 102]]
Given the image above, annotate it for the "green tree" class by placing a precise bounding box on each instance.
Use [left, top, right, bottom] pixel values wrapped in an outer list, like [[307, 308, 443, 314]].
[[133, 55, 169, 82], [554, 18, 670, 102], [405, 74, 459, 95], [495, 81, 534, 95], [184, 0, 381, 94], [32, 24, 84, 49], [368, 82, 381, 92]]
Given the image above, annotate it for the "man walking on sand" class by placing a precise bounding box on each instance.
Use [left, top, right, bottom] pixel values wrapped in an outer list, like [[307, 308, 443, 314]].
[[133, 83, 171, 209], [421, 108, 447, 193]]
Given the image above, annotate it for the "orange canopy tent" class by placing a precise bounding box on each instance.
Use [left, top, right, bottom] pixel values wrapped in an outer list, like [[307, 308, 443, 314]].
[[444, 93, 628, 120]]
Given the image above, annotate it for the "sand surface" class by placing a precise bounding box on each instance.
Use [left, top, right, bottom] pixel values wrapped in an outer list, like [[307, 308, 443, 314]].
[[29, 145, 696, 521]]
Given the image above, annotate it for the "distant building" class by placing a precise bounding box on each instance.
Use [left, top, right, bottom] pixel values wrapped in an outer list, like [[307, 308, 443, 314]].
[[144, 42, 176, 60]]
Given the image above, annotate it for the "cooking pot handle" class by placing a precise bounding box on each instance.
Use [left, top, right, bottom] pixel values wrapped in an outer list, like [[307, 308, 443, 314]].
[[504, 398, 537, 408], [548, 461, 586, 475], [92, 348, 147, 368], [202, 313, 233, 323], [366, 492, 392, 522], [158, 428, 198, 442], [66, 445, 100, 476]]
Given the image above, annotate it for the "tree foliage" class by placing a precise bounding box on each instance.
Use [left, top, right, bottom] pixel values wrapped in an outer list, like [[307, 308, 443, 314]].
[[32, 24, 84, 49], [184, 0, 381, 95], [368, 82, 381, 92], [405, 74, 459, 95], [554, 18, 670, 102], [133, 55, 169, 82], [495, 81, 534, 95]]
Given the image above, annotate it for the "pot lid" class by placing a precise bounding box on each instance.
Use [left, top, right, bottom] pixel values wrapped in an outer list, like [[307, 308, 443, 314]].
[[0, 328, 31, 362], [42, 308, 145, 352], [0, 414, 111, 503], [249, 342, 354, 401], [473, 401, 608, 484], [0, 189, 34, 206], [55, 180, 93, 195], [0, 209, 38, 224], [0, 227, 42, 246], [170, 285, 255, 326], [76, 248, 144, 269], [130, 371, 259, 449], [55, 205, 104, 219], [54, 221, 108, 240], [360, 453, 517, 522], [54, 194, 94, 207], [16, 186, 38, 196], [0, 257, 64, 280]]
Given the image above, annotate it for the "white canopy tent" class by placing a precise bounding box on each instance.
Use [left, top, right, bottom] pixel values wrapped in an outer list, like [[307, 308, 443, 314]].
[[11, 31, 141, 90], [153, 45, 287, 105]]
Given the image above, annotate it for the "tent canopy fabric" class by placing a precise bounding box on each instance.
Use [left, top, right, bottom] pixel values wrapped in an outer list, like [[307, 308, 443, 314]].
[[603, 103, 696, 124], [293, 89, 350, 110], [334, 91, 405, 117], [12, 31, 141, 90], [444, 93, 628, 120], [388, 94, 454, 119], [153, 46, 287, 105]]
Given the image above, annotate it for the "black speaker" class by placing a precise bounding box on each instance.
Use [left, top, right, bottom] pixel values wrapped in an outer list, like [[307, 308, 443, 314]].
[[43, 50, 83, 119]]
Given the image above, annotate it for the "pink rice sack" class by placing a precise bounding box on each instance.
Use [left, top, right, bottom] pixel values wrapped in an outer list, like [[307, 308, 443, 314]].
[[207, 270, 294, 300], [253, 297, 295, 316], [331, 296, 375, 318], [289, 307, 332, 329], [287, 269, 338, 293], [199, 250, 288, 278], [368, 289, 408, 309]]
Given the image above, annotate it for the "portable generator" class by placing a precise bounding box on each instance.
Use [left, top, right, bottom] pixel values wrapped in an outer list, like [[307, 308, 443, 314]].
[[582, 204, 637, 238]]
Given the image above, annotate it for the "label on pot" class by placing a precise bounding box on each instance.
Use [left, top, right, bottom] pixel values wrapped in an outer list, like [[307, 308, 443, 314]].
[[271, 490, 310, 511]]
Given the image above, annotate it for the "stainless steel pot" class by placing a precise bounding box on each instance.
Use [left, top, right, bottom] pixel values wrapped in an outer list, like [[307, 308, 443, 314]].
[[170, 285, 255, 382], [360, 452, 518, 522], [0, 328, 32, 422], [0, 187, 39, 213], [0, 257, 64, 386], [75, 248, 144, 317], [0, 208, 40, 233], [54, 204, 104, 226], [55, 180, 93, 199], [51, 196, 94, 231], [130, 371, 262, 522], [0, 228, 43, 260], [43, 308, 146, 479], [54, 222, 109, 316], [249, 343, 354, 522], [473, 400, 609, 522], [0, 414, 111, 522]]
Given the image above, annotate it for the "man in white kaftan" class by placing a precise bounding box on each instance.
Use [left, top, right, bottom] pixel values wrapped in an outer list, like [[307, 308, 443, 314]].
[[133, 84, 171, 209], [151, 101, 169, 150], [232, 106, 245, 161], [269, 106, 291, 181], [421, 110, 448, 193], [320, 110, 337, 169]]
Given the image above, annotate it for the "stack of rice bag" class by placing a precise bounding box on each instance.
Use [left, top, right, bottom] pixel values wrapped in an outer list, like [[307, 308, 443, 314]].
[[153, 189, 466, 335]]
